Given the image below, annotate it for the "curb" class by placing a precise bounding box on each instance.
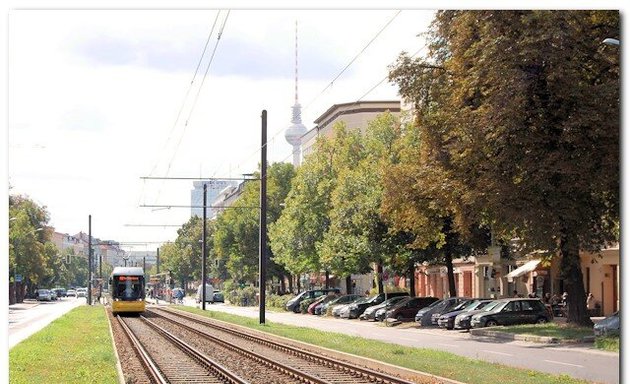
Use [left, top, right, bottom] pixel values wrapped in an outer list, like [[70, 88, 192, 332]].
[[469, 328, 595, 344]]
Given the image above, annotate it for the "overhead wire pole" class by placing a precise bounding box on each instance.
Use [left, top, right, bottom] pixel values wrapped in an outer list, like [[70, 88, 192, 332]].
[[88, 215, 92, 306], [259, 110, 267, 324], [202, 182, 208, 311]]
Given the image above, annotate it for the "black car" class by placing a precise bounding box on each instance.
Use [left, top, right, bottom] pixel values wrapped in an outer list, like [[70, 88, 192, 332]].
[[437, 299, 494, 330], [454, 300, 502, 330], [593, 311, 620, 337], [470, 298, 552, 328], [361, 295, 410, 321], [415, 297, 470, 326], [347, 292, 408, 319], [386, 296, 440, 322], [285, 288, 341, 313]]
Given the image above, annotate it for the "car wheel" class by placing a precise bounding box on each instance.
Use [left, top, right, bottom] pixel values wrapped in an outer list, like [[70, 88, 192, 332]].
[[486, 319, 498, 327], [536, 317, 548, 324], [395, 314, 403, 322]]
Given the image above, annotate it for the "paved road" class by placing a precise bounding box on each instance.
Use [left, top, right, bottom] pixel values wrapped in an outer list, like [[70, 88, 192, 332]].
[[8, 297, 85, 349], [170, 299, 619, 384]]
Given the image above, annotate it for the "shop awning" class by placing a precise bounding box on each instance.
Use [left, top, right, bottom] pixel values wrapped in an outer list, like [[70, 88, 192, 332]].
[[506, 260, 541, 282]]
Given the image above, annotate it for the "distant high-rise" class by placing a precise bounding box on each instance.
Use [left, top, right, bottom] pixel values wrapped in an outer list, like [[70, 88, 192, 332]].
[[191, 180, 238, 218], [285, 20, 307, 167]]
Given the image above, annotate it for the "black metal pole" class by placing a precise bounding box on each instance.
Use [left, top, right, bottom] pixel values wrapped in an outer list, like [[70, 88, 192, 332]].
[[99, 255, 102, 279], [88, 215, 92, 305], [156, 248, 160, 274], [202, 182, 207, 311], [259, 110, 267, 324]]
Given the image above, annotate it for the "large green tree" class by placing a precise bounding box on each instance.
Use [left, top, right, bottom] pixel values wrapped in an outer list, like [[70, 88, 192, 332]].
[[214, 162, 295, 289], [389, 11, 619, 325]]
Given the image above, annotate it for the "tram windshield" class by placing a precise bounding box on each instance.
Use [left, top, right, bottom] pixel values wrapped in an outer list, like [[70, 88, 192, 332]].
[[113, 276, 144, 300]]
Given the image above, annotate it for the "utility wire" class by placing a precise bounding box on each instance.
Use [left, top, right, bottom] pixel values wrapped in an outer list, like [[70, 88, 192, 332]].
[[210, 11, 402, 182]]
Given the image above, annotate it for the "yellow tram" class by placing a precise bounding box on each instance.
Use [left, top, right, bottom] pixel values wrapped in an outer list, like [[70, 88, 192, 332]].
[[109, 267, 146, 315]]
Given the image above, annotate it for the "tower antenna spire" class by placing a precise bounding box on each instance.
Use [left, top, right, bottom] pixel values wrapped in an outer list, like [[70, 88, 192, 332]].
[[295, 20, 299, 104], [285, 18, 307, 167]]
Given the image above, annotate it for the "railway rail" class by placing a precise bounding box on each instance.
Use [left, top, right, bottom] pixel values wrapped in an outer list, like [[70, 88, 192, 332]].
[[147, 307, 418, 384], [116, 314, 248, 383]]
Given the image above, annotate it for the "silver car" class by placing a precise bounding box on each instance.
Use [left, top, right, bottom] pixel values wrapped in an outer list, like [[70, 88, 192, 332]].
[[37, 289, 52, 301]]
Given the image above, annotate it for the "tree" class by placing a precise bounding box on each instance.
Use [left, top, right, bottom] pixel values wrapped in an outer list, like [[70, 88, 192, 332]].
[[389, 11, 619, 325], [215, 162, 295, 288], [9, 195, 51, 301]]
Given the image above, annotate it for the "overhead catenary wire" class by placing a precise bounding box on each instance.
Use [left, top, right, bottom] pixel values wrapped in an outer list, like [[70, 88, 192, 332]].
[[213, 11, 403, 181]]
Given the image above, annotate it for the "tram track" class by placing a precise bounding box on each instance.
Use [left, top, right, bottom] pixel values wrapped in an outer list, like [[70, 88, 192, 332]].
[[116, 314, 248, 384], [148, 307, 419, 384]]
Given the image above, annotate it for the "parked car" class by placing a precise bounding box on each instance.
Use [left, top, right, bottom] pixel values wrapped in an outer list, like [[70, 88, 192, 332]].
[[307, 296, 328, 314], [593, 311, 619, 337], [361, 295, 410, 321], [454, 300, 503, 330], [76, 288, 87, 298], [470, 298, 552, 328], [386, 296, 440, 322], [333, 296, 366, 317], [347, 292, 408, 319], [37, 289, 52, 301], [318, 294, 362, 316], [431, 299, 475, 326], [437, 299, 494, 330], [285, 288, 341, 313], [213, 290, 224, 303], [415, 297, 470, 326], [49, 290, 58, 300], [66, 289, 77, 297], [52, 288, 67, 298]]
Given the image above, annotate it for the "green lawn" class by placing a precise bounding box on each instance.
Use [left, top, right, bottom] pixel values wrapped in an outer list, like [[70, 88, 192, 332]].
[[173, 306, 591, 384], [9, 305, 119, 384]]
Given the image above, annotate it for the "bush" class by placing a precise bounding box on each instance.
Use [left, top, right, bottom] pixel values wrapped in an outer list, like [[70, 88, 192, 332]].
[[266, 293, 294, 309], [227, 286, 258, 307]]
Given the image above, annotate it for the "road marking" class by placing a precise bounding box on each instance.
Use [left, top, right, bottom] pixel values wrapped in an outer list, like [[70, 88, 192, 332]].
[[481, 350, 513, 356], [543, 360, 584, 368], [438, 343, 457, 348]]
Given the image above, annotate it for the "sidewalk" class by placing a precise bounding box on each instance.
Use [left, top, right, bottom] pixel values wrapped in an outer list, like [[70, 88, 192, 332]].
[[9, 299, 41, 310]]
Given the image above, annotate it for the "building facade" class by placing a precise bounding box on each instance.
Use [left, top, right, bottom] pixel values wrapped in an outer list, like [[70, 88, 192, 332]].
[[191, 180, 239, 218]]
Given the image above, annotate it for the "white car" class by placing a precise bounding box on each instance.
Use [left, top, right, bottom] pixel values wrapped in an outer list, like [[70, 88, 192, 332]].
[[66, 289, 77, 297], [76, 288, 87, 298], [37, 289, 52, 301]]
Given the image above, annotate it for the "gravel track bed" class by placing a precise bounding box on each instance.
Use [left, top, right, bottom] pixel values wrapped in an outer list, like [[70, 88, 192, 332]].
[[123, 316, 224, 384], [107, 310, 153, 384], [146, 313, 301, 383], [148, 309, 397, 384]]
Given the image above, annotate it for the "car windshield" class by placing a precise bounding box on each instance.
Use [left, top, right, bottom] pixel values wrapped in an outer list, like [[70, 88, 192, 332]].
[[451, 300, 472, 311], [484, 301, 503, 311], [383, 296, 406, 306]]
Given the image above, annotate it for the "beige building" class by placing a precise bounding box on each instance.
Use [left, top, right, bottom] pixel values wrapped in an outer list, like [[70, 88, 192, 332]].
[[301, 100, 402, 160]]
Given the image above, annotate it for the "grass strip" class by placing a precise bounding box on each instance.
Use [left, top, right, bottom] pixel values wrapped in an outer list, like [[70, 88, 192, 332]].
[[173, 306, 590, 384], [9, 305, 118, 384], [497, 323, 593, 340], [594, 337, 619, 352]]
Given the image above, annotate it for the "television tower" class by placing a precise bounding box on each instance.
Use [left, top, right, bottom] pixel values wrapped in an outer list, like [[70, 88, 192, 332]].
[[285, 20, 307, 167]]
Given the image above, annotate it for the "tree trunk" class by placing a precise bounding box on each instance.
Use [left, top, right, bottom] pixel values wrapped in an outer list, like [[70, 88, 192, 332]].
[[408, 259, 416, 297], [325, 270, 330, 289], [445, 250, 457, 297], [560, 224, 592, 326], [296, 275, 301, 293], [280, 274, 287, 294], [345, 275, 353, 295], [376, 263, 384, 294]]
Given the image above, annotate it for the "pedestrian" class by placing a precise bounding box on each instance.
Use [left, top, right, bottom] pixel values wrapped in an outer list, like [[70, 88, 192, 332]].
[[586, 292, 595, 312], [543, 292, 551, 304]]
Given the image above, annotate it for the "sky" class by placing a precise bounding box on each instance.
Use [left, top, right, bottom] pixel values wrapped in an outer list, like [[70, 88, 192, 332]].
[[6, 7, 437, 253]]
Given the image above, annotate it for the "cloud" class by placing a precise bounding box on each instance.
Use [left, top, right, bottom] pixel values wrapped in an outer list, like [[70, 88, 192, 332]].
[[72, 33, 344, 80]]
